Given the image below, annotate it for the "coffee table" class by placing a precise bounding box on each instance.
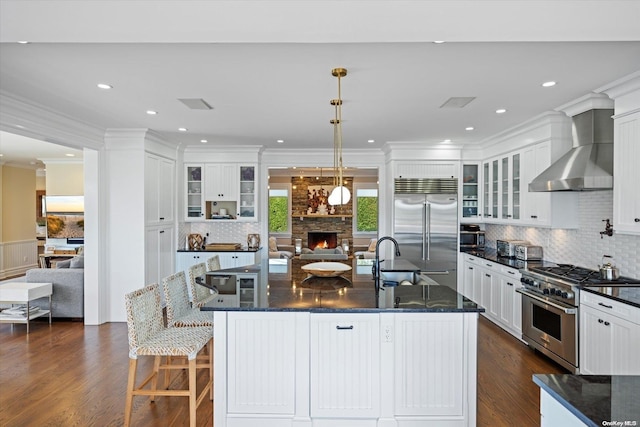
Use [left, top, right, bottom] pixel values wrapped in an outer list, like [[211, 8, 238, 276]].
[[0, 282, 53, 333]]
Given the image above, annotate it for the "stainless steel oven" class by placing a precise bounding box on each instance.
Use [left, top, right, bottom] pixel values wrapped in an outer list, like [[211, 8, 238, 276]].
[[459, 230, 485, 250], [518, 289, 578, 372]]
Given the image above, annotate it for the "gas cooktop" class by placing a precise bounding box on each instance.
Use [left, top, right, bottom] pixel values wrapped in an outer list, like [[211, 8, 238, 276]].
[[528, 264, 640, 286]]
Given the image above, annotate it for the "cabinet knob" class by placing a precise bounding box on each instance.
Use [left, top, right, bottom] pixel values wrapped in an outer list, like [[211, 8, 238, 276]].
[[635, 218, 640, 222], [531, 215, 538, 219], [598, 318, 604, 323], [485, 274, 491, 277], [507, 282, 514, 286], [604, 321, 610, 326]]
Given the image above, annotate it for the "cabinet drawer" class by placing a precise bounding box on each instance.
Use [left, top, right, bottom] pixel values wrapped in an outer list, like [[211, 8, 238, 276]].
[[500, 266, 521, 278], [580, 291, 640, 325], [465, 255, 481, 265]]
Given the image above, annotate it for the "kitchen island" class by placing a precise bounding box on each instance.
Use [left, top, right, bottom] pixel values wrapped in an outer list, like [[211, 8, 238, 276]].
[[202, 258, 483, 427]]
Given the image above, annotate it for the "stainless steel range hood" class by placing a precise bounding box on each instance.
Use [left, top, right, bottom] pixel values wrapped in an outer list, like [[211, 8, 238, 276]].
[[529, 109, 614, 192]]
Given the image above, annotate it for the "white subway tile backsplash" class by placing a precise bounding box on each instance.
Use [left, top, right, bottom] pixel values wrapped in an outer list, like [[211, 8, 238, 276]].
[[179, 222, 261, 250], [486, 190, 640, 279]]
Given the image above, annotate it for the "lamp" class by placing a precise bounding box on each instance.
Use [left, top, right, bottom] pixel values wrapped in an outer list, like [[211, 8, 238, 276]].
[[328, 67, 351, 206]]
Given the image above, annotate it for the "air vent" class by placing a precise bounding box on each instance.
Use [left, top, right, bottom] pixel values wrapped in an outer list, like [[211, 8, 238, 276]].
[[394, 178, 458, 194], [439, 97, 476, 109], [178, 98, 213, 110]]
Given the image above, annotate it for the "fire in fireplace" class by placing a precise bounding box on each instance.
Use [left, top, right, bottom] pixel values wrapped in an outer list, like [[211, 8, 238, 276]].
[[308, 232, 338, 250]]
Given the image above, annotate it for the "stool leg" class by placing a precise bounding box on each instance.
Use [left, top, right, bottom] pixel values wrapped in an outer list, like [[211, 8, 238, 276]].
[[209, 339, 214, 400], [124, 358, 138, 427], [150, 356, 161, 402], [188, 358, 197, 427]]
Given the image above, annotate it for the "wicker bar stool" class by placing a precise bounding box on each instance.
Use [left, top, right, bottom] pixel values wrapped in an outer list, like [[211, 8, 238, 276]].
[[206, 255, 221, 272], [123, 283, 212, 427], [162, 271, 214, 328], [187, 262, 216, 307]]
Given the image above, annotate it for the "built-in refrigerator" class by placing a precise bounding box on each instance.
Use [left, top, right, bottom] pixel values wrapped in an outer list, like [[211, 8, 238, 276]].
[[393, 182, 458, 290]]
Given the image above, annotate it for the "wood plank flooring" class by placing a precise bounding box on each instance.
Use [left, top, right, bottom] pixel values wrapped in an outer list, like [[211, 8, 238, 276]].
[[0, 315, 563, 426]]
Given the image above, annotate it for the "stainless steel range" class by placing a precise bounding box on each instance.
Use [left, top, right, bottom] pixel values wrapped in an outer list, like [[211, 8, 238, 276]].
[[518, 264, 640, 373]]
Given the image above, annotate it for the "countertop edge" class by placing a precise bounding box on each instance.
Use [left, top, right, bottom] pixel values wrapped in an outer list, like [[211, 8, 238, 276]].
[[580, 286, 640, 309], [532, 375, 599, 427], [201, 307, 485, 313], [177, 247, 262, 253]]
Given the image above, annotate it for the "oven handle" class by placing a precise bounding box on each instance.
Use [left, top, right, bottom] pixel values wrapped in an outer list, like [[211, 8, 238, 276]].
[[516, 288, 577, 314]]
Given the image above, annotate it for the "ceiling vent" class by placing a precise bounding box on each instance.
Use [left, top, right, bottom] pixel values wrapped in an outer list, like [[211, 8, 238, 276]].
[[178, 98, 213, 110], [439, 97, 476, 109]]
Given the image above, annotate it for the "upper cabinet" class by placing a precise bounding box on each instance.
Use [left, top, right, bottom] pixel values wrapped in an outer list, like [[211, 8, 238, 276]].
[[613, 110, 640, 235], [184, 163, 257, 222], [461, 163, 481, 221], [145, 153, 175, 225], [480, 152, 523, 223]]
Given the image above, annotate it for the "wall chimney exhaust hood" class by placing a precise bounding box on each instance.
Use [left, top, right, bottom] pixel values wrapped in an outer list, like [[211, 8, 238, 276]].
[[528, 109, 614, 192]]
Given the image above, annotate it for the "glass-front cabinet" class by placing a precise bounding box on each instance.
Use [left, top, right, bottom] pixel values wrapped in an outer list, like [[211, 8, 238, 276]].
[[186, 165, 204, 219], [483, 162, 490, 219], [511, 153, 521, 220], [481, 152, 522, 224], [239, 166, 256, 220], [461, 163, 480, 219]]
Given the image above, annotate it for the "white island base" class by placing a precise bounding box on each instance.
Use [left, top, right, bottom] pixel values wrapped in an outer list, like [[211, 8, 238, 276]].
[[213, 311, 478, 427]]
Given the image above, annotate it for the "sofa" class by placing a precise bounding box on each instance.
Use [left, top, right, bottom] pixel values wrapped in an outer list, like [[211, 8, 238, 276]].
[[354, 238, 377, 259], [268, 236, 294, 259], [299, 247, 348, 261], [25, 256, 84, 318]]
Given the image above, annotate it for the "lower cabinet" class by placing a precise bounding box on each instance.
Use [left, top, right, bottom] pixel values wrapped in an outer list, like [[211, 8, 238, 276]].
[[214, 311, 478, 426], [310, 313, 380, 418], [145, 225, 174, 286], [460, 254, 523, 340], [579, 291, 640, 375], [206, 272, 258, 308], [175, 250, 259, 273], [540, 389, 587, 427]]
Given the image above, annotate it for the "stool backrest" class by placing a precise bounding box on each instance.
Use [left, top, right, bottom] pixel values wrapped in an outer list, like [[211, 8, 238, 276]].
[[187, 262, 210, 306], [124, 283, 164, 353], [162, 271, 192, 327]]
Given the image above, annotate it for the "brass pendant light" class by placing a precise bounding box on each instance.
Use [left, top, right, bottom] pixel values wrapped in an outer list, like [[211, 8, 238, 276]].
[[328, 67, 351, 206]]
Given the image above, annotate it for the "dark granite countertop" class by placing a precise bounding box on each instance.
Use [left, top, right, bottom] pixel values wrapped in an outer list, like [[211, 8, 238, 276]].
[[177, 247, 262, 253], [379, 259, 421, 273], [459, 249, 557, 270], [581, 286, 640, 309], [533, 374, 640, 427], [201, 258, 483, 313]]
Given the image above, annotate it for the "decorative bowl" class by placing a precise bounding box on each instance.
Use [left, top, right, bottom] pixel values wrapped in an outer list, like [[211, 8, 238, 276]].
[[301, 262, 352, 277]]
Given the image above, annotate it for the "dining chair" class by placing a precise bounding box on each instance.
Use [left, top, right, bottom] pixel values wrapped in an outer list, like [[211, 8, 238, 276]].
[[187, 262, 216, 307], [123, 283, 212, 427]]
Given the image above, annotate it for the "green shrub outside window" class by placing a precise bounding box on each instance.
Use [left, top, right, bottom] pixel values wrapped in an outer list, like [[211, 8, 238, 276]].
[[269, 194, 289, 233], [356, 190, 378, 232]]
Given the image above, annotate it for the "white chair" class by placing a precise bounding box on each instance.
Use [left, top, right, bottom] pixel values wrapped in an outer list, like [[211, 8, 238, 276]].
[[123, 283, 212, 427], [187, 262, 215, 307]]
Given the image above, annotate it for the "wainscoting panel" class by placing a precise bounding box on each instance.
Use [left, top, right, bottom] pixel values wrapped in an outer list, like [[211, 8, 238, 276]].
[[0, 240, 38, 279]]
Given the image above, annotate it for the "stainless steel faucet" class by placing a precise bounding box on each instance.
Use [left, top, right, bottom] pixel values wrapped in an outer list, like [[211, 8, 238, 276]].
[[373, 236, 401, 307]]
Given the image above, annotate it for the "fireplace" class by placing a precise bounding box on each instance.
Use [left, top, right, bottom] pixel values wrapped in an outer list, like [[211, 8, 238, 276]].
[[308, 231, 338, 250]]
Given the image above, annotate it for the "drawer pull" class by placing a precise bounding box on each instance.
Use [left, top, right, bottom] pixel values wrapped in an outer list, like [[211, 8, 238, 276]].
[[336, 325, 354, 330], [507, 282, 514, 286], [598, 302, 613, 309], [485, 274, 491, 278], [507, 270, 515, 275]]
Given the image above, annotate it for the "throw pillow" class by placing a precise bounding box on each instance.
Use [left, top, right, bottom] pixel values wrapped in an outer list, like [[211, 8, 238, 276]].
[[70, 256, 84, 268], [335, 246, 344, 254], [368, 238, 377, 252], [55, 259, 71, 268], [268, 236, 278, 252], [301, 248, 314, 254]]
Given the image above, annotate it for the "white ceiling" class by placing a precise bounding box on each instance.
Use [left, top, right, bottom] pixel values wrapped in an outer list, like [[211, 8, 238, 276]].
[[1, 1, 640, 168]]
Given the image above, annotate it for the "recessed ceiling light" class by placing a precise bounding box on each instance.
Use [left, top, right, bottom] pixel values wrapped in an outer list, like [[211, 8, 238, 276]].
[[433, 41, 445, 44], [0, 154, 3, 157], [17, 41, 29, 44], [97, 83, 112, 90], [178, 127, 188, 132], [465, 126, 475, 131], [542, 81, 557, 87], [442, 139, 452, 144], [65, 153, 75, 157], [15, 124, 25, 129], [200, 139, 208, 143], [496, 109, 507, 114], [277, 139, 284, 144], [367, 139, 375, 143], [146, 110, 158, 115]]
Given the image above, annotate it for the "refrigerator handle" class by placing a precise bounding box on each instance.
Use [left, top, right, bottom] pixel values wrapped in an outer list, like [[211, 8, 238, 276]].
[[425, 202, 431, 260]]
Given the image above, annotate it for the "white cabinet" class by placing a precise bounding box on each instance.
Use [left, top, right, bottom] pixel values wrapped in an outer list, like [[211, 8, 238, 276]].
[[310, 313, 380, 418], [540, 389, 588, 427], [145, 153, 175, 224], [206, 272, 258, 308], [393, 313, 464, 417], [185, 164, 204, 219], [176, 251, 260, 273], [482, 152, 522, 223], [225, 312, 297, 415], [613, 110, 640, 235], [238, 166, 257, 220], [579, 291, 640, 375], [175, 251, 208, 272], [204, 163, 237, 201], [145, 225, 174, 286], [461, 163, 481, 220], [497, 267, 522, 338]]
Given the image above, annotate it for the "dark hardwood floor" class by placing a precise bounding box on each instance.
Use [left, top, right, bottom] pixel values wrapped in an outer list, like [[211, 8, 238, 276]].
[[0, 315, 563, 426]]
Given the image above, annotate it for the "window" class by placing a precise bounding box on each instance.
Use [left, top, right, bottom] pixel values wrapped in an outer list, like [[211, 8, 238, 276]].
[[269, 186, 291, 234], [354, 187, 378, 233]]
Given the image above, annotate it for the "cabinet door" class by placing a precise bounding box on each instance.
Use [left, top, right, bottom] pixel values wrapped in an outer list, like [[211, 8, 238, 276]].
[[175, 252, 207, 272], [501, 156, 510, 220], [185, 165, 205, 220], [461, 163, 480, 219], [310, 313, 380, 418], [205, 164, 238, 201], [613, 112, 640, 235], [491, 159, 499, 220], [522, 143, 551, 224], [158, 158, 175, 222], [511, 153, 521, 220], [394, 313, 464, 416], [227, 312, 297, 414], [145, 226, 174, 286], [482, 162, 491, 219], [145, 154, 160, 224], [238, 165, 257, 220], [237, 274, 256, 308]]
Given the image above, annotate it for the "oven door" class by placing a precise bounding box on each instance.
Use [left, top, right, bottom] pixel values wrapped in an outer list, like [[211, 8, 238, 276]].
[[517, 289, 578, 371]]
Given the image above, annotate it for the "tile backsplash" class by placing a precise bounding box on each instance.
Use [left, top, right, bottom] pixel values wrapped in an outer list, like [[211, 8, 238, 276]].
[[485, 190, 640, 279], [178, 222, 261, 250]]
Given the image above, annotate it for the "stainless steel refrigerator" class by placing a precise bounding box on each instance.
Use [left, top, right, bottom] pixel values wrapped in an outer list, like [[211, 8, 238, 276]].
[[393, 192, 458, 289]]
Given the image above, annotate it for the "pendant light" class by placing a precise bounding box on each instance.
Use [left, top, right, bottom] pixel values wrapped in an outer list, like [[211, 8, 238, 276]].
[[328, 67, 351, 206]]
